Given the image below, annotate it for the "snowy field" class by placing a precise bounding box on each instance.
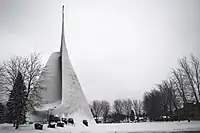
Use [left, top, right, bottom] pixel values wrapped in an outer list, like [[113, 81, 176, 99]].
[[1, 121, 200, 133]]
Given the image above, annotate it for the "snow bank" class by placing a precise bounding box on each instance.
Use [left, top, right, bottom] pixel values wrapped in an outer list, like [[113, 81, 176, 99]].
[[90, 121, 200, 133], [0, 123, 90, 133], [1, 121, 200, 133]]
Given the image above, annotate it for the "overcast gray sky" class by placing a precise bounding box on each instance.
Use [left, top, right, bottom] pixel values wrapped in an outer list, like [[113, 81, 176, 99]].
[[0, 0, 200, 103]]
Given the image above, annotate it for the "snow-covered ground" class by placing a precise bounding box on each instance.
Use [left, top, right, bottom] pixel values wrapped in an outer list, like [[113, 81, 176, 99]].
[[1, 121, 200, 133], [94, 121, 200, 133]]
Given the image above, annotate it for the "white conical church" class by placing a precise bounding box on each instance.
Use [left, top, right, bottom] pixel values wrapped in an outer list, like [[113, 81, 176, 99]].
[[32, 6, 95, 125]]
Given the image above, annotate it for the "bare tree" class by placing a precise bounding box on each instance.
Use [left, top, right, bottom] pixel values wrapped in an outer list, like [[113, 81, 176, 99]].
[[168, 79, 182, 109], [112, 99, 126, 122], [121, 99, 133, 122], [172, 69, 189, 104], [90, 100, 103, 120], [0, 53, 45, 112], [159, 81, 172, 117], [190, 54, 200, 100], [190, 54, 200, 119], [113, 99, 124, 115], [138, 100, 143, 115], [169, 79, 183, 121], [157, 79, 181, 120], [0, 67, 4, 102], [101, 100, 110, 123], [179, 57, 199, 103], [132, 100, 142, 116], [172, 68, 191, 121], [132, 100, 138, 115]]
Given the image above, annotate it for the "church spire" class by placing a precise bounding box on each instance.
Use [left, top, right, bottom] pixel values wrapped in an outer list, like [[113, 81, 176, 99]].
[[62, 5, 64, 34], [60, 5, 66, 54]]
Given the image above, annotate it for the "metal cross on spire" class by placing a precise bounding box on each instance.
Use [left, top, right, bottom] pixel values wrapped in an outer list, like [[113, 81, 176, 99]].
[[62, 5, 64, 14], [62, 5, 65, 23]]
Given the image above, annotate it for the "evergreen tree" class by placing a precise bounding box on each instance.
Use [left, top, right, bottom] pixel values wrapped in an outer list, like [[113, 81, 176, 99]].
[[0, 103, 4, 123], [6, 71, 27, 129], [130, 110, 135, 122]]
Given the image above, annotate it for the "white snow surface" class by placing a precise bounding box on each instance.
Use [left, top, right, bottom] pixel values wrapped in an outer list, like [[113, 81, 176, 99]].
[[1, 121, 200, 133]]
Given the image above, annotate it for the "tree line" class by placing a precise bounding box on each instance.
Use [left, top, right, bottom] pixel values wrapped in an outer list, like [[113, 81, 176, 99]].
[[90, 99, 143, 123], [143, 54, 200, 122]]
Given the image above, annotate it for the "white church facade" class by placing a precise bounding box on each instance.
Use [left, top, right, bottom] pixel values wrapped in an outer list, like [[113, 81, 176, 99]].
[[31, 6, 95, 125]]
